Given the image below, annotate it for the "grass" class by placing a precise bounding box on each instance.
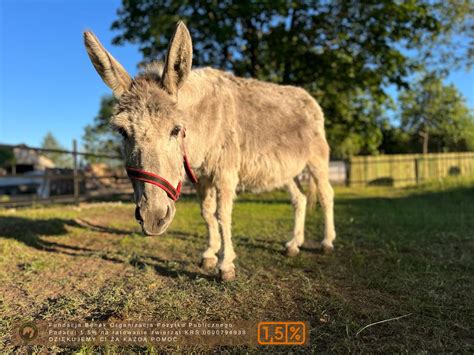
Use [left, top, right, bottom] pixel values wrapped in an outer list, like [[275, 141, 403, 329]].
[[0, 177, 473, 352]]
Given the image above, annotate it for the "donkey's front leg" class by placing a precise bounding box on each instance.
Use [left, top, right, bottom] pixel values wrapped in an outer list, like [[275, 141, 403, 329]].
[[215, 176, 238, 281], [197, 179, 221, 271]]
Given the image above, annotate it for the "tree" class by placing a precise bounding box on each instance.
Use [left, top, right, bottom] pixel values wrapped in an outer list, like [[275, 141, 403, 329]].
[[111, 0, 473, 158], [378, 121, 413, 154], [82, 95, 121, 163], [399, 73, 474, 154], [0, 148, 15, 169], [41, 132, 73, 167]]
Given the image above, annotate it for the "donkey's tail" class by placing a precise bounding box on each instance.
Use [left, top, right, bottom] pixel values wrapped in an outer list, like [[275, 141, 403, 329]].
[[307, 175, 318, 210]]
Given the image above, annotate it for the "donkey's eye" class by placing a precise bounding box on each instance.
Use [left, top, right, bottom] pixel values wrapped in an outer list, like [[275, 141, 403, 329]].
[[171, 125, 182, 137], [116, 128, 128, 139]]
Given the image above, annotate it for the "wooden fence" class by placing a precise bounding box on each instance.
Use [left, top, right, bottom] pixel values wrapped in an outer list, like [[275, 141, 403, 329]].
[[349, 152, 474, 187], [0, 142, 130, 207]]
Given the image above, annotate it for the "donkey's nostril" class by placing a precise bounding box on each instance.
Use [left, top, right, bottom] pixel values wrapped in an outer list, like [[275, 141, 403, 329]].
[[135, 206, 143, 222], [155, 206, 171, 227]]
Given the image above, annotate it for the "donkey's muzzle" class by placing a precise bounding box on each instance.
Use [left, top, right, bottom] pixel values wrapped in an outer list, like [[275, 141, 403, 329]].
[[136, 204, 175, 236]]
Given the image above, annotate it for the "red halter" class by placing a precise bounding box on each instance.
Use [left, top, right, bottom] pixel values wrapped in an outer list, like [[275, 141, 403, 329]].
[[125, 130, 198, 201]]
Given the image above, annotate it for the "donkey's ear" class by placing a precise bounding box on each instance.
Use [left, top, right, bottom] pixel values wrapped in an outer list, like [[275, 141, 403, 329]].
[[161, 21, 193, 96], [84, 31, 132, 97]]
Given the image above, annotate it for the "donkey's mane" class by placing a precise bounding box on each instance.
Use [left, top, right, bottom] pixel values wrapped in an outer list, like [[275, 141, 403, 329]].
[[138, 61, 165, 82]]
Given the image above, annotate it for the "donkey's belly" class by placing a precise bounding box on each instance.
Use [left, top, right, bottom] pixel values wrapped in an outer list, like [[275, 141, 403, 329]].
[[238, 152, 307, 192]]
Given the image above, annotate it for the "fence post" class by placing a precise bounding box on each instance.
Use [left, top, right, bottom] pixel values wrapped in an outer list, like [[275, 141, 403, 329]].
[[345, 159, 351, 187], [12, 153, 16, 175], [73, 139, 79, 205], [415, 157, 420, 185]]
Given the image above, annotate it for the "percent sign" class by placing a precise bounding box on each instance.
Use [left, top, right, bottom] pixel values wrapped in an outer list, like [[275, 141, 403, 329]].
[[288, 325, 303, 342]]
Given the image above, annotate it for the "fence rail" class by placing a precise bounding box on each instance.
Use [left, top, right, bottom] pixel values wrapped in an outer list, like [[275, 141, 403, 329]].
[[0, 143, 121, 159]]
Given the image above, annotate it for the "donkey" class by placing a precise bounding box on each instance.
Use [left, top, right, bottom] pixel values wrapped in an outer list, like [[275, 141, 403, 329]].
[[84, 22, 336, 281]]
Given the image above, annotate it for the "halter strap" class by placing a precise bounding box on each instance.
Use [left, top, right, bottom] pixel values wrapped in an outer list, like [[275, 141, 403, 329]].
[[125, 129, 197, 201], [125, 167, 183, 201], [182, 144, 198, 184]]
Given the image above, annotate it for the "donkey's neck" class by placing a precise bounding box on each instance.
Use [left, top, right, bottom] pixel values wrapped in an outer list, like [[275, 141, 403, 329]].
[[178, 68, 218, 112], [176, 68, 227, 169]]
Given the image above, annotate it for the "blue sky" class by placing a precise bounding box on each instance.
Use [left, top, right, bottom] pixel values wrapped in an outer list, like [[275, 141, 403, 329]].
[[0, 0, 473, 149], [0, 0, 141, 149]]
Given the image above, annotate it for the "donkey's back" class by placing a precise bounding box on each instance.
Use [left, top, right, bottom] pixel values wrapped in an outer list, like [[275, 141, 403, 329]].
[[199, 68, 326, 191]]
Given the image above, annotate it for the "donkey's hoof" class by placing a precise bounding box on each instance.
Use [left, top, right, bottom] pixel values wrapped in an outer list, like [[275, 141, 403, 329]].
[[200, 257, 217, 272], [284, 246, 300, 257], [322, 243, 334, 254], [219, 268, 236, 282]]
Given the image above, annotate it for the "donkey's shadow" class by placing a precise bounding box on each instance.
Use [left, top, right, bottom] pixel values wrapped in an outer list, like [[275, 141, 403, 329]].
[[0, 216, 216, 281], [167, 229, 325, 255]]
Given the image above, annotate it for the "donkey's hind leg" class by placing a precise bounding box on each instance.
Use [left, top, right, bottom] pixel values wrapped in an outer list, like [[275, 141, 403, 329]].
[[308, 137, 336, 253], [197, 178, 221, 271], [284, 178, 307, 257]]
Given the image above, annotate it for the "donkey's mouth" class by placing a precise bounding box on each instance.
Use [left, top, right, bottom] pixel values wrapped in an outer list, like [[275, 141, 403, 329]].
[[140, 219, 170, 236], [141, 226, 165, 236], [135, 203, 175, 236], [135, 203, 174, 236]]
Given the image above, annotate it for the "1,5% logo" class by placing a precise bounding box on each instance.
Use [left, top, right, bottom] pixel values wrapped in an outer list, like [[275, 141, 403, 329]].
[[257, 322, 306, 345]]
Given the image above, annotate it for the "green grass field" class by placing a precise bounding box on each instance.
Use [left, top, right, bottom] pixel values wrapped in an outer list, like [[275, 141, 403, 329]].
[[1, 177, 473, 352]]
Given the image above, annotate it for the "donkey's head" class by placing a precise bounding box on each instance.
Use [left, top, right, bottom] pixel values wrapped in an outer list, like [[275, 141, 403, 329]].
[[84, 22, 193, 235]]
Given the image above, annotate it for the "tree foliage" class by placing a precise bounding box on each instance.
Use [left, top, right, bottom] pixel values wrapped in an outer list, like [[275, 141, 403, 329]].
[[378, 122, 412, 154], [110, 0, 473, 158], [0, 148, 15, 169], [41, 132, 73, 167], [82, 96, 121, 163], [399, 73, 474, 153]]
